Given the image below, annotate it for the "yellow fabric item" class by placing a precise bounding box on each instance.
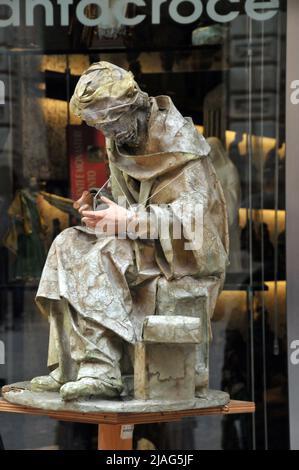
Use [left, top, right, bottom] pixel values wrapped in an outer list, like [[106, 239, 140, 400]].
[[70, 61, 143, 125], [3, 191, 32, 254], [3, 190, 47, 255]]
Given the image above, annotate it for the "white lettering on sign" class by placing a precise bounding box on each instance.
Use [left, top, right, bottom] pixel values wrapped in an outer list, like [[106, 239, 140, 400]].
[[0, 0, 280, 28]]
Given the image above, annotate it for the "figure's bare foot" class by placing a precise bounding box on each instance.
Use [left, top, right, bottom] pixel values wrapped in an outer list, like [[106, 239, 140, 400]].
[[60, 377, 123, 401], [30, 375, 62, 392]]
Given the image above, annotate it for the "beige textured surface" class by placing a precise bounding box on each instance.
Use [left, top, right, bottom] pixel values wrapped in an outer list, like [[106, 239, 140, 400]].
[[142, 316, 201, 344]]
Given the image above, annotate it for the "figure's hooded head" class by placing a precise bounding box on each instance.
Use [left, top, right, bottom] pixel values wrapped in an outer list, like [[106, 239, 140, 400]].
[[70, 61, 150, 145]]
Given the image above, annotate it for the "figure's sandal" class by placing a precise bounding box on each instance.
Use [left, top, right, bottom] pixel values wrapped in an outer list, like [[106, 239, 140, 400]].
[[59, 377, 124, 401], [30, 375, 63, 393]]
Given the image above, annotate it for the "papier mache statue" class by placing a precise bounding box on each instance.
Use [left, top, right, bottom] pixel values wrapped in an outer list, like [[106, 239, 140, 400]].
[[30, 62, 229, 401]]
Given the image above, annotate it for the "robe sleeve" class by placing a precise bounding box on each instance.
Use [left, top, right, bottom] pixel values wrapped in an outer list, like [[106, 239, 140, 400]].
[[131, 157, 229, 282]]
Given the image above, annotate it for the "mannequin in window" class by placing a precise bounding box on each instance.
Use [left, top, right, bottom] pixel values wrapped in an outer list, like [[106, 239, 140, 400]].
[[208, 137, 242, 273]]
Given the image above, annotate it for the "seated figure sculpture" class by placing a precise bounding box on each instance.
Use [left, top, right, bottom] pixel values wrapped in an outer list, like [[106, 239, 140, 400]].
[[30, 62, 229, 401]]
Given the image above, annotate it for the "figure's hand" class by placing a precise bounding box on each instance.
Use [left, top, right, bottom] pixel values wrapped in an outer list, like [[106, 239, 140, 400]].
[[73, 191, 93, 215], [81, 196, 129, 234]]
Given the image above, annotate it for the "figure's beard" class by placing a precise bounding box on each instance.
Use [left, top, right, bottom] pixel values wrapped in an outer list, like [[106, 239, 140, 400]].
[[115, 113, 146, 148], [115, 125, 138, 147]]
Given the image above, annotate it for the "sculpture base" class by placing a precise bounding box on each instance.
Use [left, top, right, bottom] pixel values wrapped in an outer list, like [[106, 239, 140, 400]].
[[2, 382, 229, 414]]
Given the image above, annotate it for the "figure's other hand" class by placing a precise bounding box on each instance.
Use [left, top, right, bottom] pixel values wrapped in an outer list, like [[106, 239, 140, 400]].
[[73, 191, 93, 215], [81, 196, 129, 234]]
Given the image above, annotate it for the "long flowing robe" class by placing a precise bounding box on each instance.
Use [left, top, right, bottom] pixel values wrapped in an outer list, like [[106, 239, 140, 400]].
[[36, 95, 229, 382]]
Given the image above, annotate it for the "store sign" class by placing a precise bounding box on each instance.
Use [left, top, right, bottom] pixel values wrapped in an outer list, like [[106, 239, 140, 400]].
[[0, 0, 280, 27], [68, 124, 108, 202]]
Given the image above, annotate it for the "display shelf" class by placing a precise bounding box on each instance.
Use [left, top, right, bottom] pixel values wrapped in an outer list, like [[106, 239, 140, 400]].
[[0, 284, 39, 290], [1, 44, 222, 56], [223, 282, 269, 292], [0, 398, 255, 450], [239, 207, 286, 213]]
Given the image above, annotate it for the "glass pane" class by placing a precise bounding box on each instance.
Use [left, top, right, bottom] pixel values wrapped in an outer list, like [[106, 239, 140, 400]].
[[0, 0, 288, 450]]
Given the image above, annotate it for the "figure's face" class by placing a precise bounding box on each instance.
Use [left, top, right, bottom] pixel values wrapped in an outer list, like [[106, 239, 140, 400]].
[[85, 107, 146, 147]]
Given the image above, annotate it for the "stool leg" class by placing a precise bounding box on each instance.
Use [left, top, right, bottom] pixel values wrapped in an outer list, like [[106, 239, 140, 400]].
[[98, 424, 134, 450]]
